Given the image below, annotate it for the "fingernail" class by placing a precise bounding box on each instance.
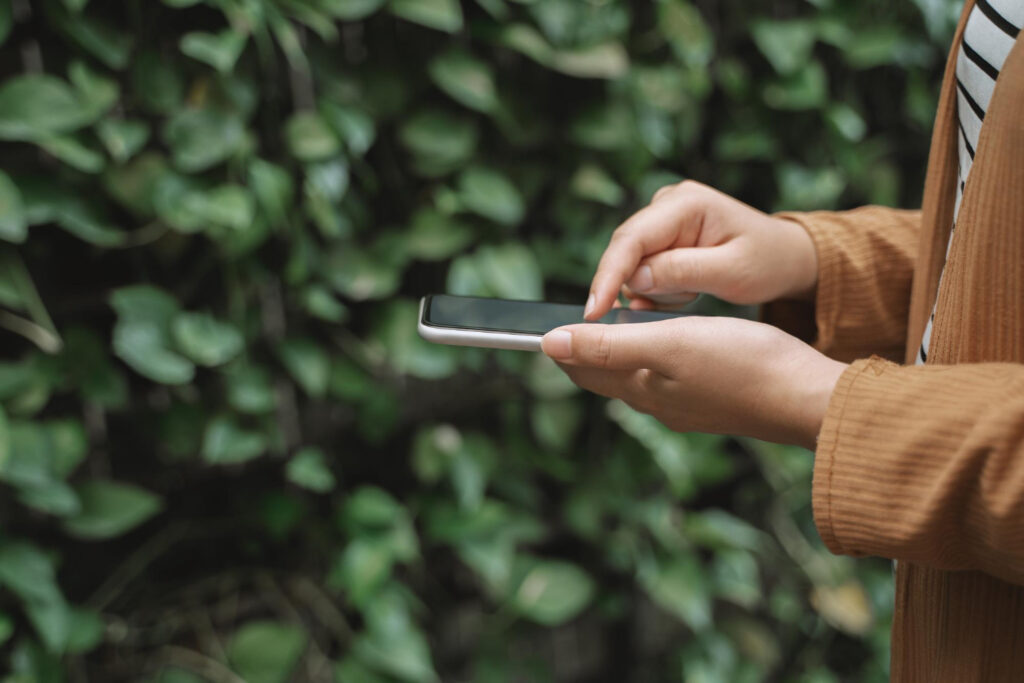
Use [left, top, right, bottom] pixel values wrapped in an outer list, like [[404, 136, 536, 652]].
[[630, 265, 653, 292], [544, 330, 572, 359], [584, 293, 596, 319]]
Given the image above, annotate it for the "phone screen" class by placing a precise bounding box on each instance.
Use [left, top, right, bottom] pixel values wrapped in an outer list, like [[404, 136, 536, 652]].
[[422, 295, 682, 336]]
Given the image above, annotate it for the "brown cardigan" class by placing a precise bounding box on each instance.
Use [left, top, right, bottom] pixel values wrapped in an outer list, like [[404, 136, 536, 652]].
[[768, 1, 1024, 679]]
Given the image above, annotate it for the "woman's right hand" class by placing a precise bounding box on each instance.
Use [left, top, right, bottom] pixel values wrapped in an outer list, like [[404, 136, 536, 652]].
[[583, 180, 820, 320]]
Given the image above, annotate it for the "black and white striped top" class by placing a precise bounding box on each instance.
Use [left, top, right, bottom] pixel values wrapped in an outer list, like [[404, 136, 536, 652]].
[[917, 0, 1023, 364]]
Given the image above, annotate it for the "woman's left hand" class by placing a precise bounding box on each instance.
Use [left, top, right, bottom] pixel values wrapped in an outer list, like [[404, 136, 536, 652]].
[[541, 316, 847, 449]]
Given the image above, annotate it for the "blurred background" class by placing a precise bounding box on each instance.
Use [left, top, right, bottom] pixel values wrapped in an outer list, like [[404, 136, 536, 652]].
[[0, 0, 963, 681]]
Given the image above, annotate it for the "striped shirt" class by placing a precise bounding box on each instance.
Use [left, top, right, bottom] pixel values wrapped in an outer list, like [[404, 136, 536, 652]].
[[917, 0, 1023, 364]]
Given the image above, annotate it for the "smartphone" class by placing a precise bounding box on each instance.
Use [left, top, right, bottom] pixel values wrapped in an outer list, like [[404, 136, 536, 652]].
[[418, 294, 687, 351]]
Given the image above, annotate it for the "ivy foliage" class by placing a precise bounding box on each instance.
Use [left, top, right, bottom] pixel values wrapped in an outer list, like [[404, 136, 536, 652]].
[[0, 0, 959, 680]]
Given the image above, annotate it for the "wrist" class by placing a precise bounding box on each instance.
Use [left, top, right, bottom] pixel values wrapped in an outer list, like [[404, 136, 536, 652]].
[[793, 358, 847, 450], [775, 216, 819, 302]]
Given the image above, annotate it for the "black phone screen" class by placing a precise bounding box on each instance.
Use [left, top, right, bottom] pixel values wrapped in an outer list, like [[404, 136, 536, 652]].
[[422, 295, 683, 336]]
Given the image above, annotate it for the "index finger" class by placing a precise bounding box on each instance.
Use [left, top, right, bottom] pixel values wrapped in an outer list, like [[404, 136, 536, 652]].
[[586, 189, 705, 320]]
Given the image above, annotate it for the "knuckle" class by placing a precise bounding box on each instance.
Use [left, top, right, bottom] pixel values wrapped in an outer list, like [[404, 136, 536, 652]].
[[679, 179, 704, 194], [670, 251, 702, 288], [652, 183, 680, 203], [629, 370, 660, 414], [593, 328, 613, 368], [609, 224, 632, 244]]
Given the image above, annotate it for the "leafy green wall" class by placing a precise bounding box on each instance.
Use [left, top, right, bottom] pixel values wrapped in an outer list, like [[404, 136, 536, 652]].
[[0, 0, 961, 681]]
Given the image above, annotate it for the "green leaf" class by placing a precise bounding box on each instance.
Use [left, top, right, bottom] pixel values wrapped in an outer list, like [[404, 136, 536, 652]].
[[104, 152, 168, 216], [499, 24, 629, 78], [300, 285, 349, 322], [826, 103, 867, 142], [335, 658, 391, 683], [249, 159, 295, 227], [25, 599, 72, 653], [842, 27, 929, 70], [286, 447, 336, 493], [19, 180, 126, 246], [68, 61, 119, 121], [405, 209, 472, 261], [162, 108, 246, 172], [0, 75, 93, 141], [390, 0, 463, 33], [111, 286, 195, 385], [66, 607, 104, 654], [510, 558, 594, 625], [17, 480, 81, 517], [569, 102, 634, 150], [200, 184, 256, 231], [777, 164, 845, 210], [202, 416, 266, 465], [52, 8, 131, 69], [713, 129, 778, 162], [321, 0, 387, 20], [226, 366, 277, 414], [658, 0, 713, 67], [336, 538, 393, 604], [428, 50, 498, 112], [38, 135, 106, 174], [640, 554, 712, 631], [398, 109, 478, 176], [172, 312, 244, 367], [456, 166, 525, 226], [63, 480, 163, 539], [352, 592, 437, 682], [686, 510, 765, 552], [96, 118, 151, 163], [0, 0, 11, 47], [0, 405, 7, 471], [447, 244, 543, 300], [323, 247, 401, 301], [0, 540, 62, 604], [319, 102, 376, 156], [0, 170, 27, 243], [26, 601, 103, 655], [285, 111, 341, 162], [343, 486, 404, 530], [763, 61, 828, 110], [570, 163, 624, 206], [751, 20, 818, 75], [200, 416, 265, 465], [551, 42, 629, 79], [149, 669, 210, 683], [531, 398, 582, 451], [374, 299, 458, 380], [180, 29, 248, 73], [227, 621, 307, 683], [0, 612, 12, 646], [279, 338, 330, 397], [132, 50, 185, 114]]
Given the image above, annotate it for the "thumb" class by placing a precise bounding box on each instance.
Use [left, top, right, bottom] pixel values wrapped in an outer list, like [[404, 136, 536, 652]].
[[625, 245, 737, 298], [541, 320, 675, 371]]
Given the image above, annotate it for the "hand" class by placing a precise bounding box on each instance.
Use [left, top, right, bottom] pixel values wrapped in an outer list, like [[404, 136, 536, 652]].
[[584, 180, 818, 320], [541, 317, 847, 449]]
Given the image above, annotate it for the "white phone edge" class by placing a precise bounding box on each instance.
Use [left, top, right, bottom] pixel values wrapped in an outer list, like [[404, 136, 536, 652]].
[[417, 297, 543, 352]]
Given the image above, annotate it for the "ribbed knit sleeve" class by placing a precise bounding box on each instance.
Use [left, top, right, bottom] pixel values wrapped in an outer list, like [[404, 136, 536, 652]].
[[815, 356, 1024, 586], [763, 207, 921, 363]]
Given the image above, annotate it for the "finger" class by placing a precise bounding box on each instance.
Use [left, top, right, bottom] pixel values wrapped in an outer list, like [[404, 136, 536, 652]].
[[625, 244, 739, 299], [623, 285, 698, 309], [586, 189, 706, 320], [625, 294, 656, 311], [541, 320, 679, 372]]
